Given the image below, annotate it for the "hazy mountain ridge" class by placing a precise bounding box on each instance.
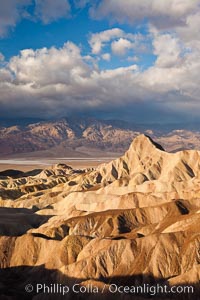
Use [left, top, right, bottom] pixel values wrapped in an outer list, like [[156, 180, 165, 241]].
[[1, 118, 200, 157]]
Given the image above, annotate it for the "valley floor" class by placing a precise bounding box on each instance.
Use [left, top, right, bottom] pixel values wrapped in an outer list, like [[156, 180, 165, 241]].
[[0, 157, 114, 172]]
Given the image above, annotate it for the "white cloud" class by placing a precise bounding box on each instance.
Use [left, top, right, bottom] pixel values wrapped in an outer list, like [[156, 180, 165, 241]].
[[9, 42, 90, 86], [0, 36, 199, 121], [35, 0, 71, 24], [89, 28, 146, 59], [111, 38, 133, 56], [0, 68, 12, 82], [89, 28, 124, 54], [153, 33, 182, 68], [102, 53, 111, 61], [90, 0, 200, 29], [0, 42, 141, 118], [140, 44, 200, 101], [1, 0, 200, 121], [177, 12, 200, 45]]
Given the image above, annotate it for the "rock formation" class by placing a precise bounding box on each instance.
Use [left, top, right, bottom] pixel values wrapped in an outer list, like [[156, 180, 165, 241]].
[[0, 135, 200, 299]]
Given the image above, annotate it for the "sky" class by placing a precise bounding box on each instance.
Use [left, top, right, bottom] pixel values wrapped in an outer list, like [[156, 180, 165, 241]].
[[0, 0, 200, 124]]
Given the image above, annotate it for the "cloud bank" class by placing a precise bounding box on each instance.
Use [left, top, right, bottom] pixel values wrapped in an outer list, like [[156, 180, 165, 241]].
[[90, 0, 199, 29], [0, 0, 200, 122]]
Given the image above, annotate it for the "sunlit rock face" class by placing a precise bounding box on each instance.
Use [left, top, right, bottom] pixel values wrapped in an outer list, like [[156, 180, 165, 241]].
[[0, 135, 200, 299]]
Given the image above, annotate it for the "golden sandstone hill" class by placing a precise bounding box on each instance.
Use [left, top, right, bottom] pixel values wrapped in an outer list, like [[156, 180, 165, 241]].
[[0, 135, 200, 299]]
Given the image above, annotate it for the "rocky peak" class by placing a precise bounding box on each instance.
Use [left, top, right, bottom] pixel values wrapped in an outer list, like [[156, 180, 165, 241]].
[[128, 134, 165, 155]]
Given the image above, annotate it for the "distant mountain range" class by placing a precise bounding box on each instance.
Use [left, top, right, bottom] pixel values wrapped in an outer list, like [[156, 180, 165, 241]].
[[1, 117, 200, 157]]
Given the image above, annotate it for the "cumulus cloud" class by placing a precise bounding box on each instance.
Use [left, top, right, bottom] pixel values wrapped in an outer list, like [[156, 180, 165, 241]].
[[0, 42, 143, 119], [89, 28, 124, 54], [1, 0, 200, 122], [90, 0, 200, 29], [153, 33, 182, 68], [111, 38, 133, 56], [0, 35, 200, 122], [177, 12, 200, 46], [34, 0, 71, 24], [9, 42, 89, 86], [89, 28, 145, 59]]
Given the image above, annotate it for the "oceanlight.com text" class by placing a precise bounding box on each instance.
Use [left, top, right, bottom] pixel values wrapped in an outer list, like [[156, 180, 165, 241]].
[[25, 282, 194, 296]]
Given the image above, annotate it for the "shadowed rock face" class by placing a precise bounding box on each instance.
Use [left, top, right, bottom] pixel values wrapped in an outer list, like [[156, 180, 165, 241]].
[[0, 135, 200, 299]]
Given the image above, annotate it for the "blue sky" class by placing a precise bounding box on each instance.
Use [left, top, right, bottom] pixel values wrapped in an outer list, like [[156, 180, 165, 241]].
[[0, 0, 200, 123], [0, 3, 155, 70]]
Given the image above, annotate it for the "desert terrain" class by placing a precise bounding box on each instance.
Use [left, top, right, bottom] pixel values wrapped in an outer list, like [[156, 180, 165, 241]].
[[1, 118, 200, 161], [0, 134, 200, 299]]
